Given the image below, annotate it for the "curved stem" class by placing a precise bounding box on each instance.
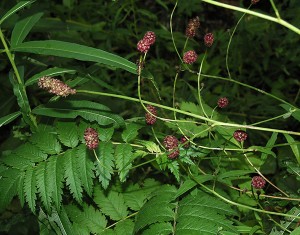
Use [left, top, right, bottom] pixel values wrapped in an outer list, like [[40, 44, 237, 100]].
[[170, 1, 183, 63], [77, 90, 300, 136], [201, 0, 300, 35]]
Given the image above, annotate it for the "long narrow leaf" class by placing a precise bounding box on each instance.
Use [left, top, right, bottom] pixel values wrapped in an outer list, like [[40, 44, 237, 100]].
[[11, 12, 43, 46], [0, 1, 34, 25], [0, 111, 21, 127], [32, 100, 124, 128], [284, 134, 300, 164], [12, 40, 137, 74], [25, 67, 76, 86]]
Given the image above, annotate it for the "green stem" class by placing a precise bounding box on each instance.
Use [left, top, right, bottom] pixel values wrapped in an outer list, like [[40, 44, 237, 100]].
[[189, 169, 300, 220], [226, 7, 250, 80], [197, 52, 208, 118], [170, 1, 183, 63], [269, 0, 281, 19], [201, 0, 300, 35], [199, 74, 297, 109], [0, 28, 22, 84], [77, 89, 300, 136]]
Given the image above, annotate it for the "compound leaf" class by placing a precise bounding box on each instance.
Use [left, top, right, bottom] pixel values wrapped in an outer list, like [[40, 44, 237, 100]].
[[115, 144, 133, 182], [94, 141, 114, 189], [64, 149, 83, 203], [94, 187, 128, 221]]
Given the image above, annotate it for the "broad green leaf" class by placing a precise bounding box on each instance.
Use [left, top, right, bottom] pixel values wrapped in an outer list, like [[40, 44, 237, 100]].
[[30, 132, 61, 154], [33, 100, 124, 128], [94, 141, 114, 189], [176, 192, 236, 234], [25, 67, 76, 86], [123, 179, 161, 211], [218, 170, 254, 180], [50, 208, 77, 235], [56, 121, 79, 148], [134, 185, 176, 233], [11, 12, 43, 46], [143, 222, 173, 235], [15, 142, 47, 162], [97, 126, 114, 141], [121, 123, 141, 143], [47, 155, 64, 210], [35, 162, 52, 211], [114, 220, 134, 235], [0, 111, 21, 127], [64, 149, 83, 203], [284, 134, 300, 164], [0, 1, 34, 25], [285, 161, 300, 181], [0, 168, 21, 212], [174, 175, 215, 199], [115, 144, 133, 182], [1, 153, 32, 170], [76, 145, 94, 196], [135, 140, 161, 153], [24, 166, 37, 213], [12, 40, 137, 74], [65, 203, 107, 233], [94, 187, 128, 221]]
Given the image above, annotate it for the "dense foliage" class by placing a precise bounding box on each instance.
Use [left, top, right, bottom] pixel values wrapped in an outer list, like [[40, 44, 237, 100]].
[[0, 0, 299, 234]]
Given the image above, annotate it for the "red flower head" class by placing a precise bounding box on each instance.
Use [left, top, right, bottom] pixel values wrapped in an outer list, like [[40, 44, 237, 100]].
[[84, 127, 99, 149]]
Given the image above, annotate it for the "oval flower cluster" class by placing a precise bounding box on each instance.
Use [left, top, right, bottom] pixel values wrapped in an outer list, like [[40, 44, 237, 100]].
[[163, 135, 180, 159], [84, 127, 99, 150], [38, 76, 76, 97], [137, 31, 156, 53]]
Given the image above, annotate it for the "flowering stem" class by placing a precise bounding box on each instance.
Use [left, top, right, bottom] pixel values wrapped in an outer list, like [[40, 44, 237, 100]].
[[201, 0, 300, 35], [188, 167, 300, 220], [77, 90, 300, 136]]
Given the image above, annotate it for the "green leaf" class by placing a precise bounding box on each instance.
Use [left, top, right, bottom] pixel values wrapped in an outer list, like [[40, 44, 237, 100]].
[[30, 132, 61, 154], [33, 100, 124, 128], [97, 126, 114, 141], [0, 168, 21, 212], [115, 144, 133, 182], [25, 67, 76, 86], [15, 142, 47, 162], [76, 145, 94, 196], [174, 175, 215, 199], [0, 1, 34, 25], [123, 179, 161, 211], [114, 220, 134, 235], [0, 111, 21, 128], [56, 121, 79, 148], [64, 149, 83, 203], [12, 40, 137, 74], [121, 123, 141, 143], [47, 155, 64, 210], [24, 166, 37, 213], [143, 222, 173, 235], [1, 153, 32, 170], [284, 134, 300, 164], [280, 104, 300, 122], [285, 161, 300, 181], [167, 160, 180, 182], [94, 141, 114, 189], [35, 161, 52, 211], [135, 140, 161, 154], [261, 132, 278, 160], [9, 73, 31, 114], [94, 187, 128, 221], [65, 203, 107, 233], [50, 208, 77, 235], [175, 192, 236, 234], [11, 12, 43, 46], [134, 185, 177, 233]]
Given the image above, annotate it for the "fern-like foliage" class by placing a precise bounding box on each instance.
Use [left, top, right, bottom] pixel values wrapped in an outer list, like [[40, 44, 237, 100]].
[[94, 141, 114, 189], [56, 121, 79, 148], [134, 185, 238, 234], [115, 144, 133, 182], [94, 187, 128, 221], [64, 148, 83, 203]]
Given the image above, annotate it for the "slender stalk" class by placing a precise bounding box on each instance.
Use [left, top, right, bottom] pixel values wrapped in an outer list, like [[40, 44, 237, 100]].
[[0, 28, 22, 84], [201, 0, 300, 35], [170, 1, 182, 63], [77, 90, 300, 136], [189, 168, 300, 220]]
